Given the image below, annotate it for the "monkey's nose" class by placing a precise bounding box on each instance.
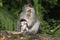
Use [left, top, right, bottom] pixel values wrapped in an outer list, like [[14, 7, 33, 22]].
[[27, 9, 31, 12]]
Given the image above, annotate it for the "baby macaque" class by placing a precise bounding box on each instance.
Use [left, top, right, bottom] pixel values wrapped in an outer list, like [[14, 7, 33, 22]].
[[20, 19, 28, 33], [16, 4, 40, 35]]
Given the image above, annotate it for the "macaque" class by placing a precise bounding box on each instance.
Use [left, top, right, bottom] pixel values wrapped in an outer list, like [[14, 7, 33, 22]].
[[16, 4, 40, 35], [20, 19, 28, 33]]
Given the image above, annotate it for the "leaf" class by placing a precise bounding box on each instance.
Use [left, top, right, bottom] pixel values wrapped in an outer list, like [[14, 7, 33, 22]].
[[0, 0, 2, 7]]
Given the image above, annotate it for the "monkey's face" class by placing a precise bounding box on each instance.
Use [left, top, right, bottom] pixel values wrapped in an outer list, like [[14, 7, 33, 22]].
[[20, 21, 27, 26], [26, 6, 32, 17], [20, 21, 28, 33], [25, 5, 35, 18]]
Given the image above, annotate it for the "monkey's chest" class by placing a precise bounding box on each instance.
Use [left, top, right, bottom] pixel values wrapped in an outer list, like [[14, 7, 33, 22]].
[[20, 15, 35, 27], [26, 18, 32, 26]]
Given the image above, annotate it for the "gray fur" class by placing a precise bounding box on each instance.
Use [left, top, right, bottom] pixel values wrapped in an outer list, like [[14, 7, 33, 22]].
[[16, 4, 40, 35]]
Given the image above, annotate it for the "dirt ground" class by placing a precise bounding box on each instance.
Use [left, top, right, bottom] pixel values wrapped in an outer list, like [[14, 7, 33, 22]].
[[0, 31, 60, 40]]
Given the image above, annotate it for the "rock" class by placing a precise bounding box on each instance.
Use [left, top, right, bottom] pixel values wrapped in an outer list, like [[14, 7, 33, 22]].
[[0, 31, 60, 40]]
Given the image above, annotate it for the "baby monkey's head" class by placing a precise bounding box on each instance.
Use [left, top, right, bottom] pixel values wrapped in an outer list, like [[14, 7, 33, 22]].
[[20, 19, 27, 26], [20, 19, 28, 33]]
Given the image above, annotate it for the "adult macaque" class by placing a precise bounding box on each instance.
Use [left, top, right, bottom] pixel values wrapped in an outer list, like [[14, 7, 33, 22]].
[[16, 4, 40, 35]]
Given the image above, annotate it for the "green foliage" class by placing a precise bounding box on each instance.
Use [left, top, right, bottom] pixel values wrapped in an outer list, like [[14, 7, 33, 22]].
[[0, 8, 16, 30], [33, 0, 60, 35], [0, 0, 3, 7], [48, 0, 57, 8]]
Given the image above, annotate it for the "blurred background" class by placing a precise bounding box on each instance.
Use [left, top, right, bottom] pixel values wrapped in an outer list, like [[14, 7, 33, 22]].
[[0, 0, 60, 36]]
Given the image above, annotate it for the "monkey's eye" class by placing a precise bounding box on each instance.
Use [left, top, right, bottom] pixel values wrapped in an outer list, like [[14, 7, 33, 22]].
[[27, 7, 31, 12], [21, 22, 27, 26], [25, 22, 27, 24], [21, 23, 24, 26]]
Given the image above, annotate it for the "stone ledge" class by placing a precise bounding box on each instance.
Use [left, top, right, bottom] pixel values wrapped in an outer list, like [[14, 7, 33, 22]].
[[0, 31, 60, 40]]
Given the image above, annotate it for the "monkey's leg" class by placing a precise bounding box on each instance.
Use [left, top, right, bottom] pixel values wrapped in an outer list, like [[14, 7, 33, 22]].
[[28, 20, 40, 34]]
